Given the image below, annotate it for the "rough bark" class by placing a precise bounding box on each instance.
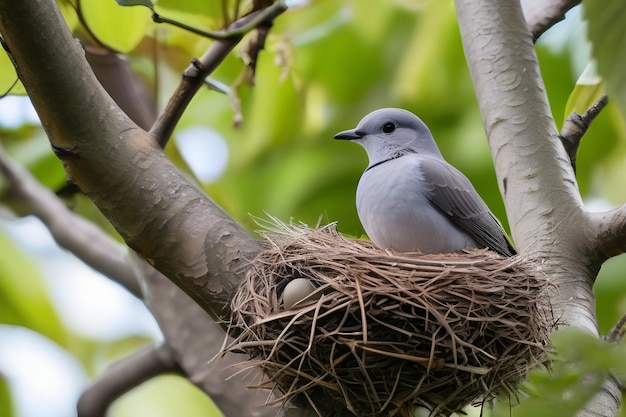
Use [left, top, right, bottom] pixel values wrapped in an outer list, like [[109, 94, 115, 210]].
[[455, 1, 621, 416]]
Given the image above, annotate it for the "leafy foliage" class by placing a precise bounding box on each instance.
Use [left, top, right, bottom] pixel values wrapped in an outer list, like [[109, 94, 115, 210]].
[[80, 0, 152, 52], [492, 329, 626, 417]]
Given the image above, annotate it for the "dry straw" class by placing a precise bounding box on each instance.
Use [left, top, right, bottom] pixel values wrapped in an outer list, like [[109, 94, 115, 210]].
[[225, 220, 553, 417]]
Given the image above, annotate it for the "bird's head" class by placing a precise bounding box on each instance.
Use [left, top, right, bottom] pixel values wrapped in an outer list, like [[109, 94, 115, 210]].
[[334, 108, 443, 164]]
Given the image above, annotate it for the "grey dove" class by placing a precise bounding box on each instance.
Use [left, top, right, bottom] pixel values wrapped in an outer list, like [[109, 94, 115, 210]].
[[334, 108, 515, 257]]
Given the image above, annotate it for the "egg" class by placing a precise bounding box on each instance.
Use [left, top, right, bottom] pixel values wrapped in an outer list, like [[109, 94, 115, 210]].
[[283, 278, 318, 310]]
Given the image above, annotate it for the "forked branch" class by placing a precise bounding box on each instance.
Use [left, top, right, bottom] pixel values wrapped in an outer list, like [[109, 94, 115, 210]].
[[152, 1, 286, 41]]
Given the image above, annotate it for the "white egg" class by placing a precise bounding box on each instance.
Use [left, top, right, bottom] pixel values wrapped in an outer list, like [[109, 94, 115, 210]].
[[283, 278, 318, 310]]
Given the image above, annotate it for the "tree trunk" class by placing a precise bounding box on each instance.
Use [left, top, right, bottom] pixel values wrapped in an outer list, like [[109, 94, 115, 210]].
[[456, 1, 621, 415]]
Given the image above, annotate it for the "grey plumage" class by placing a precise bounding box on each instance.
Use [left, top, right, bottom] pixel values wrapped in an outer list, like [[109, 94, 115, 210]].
[[334, 108, 515, 257]]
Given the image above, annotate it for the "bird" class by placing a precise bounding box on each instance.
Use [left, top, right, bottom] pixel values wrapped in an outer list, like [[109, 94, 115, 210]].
[[334, 108, 515, 257]]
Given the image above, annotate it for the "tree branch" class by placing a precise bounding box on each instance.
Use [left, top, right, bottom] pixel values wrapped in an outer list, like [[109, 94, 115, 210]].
[[520, 0, 581, 41], [454, 1, 621, 415], [149, 2, 287, 147], [606, 313, 626, 344], [0, 147, 141, 297], [455, 0, 582, 255], [77, 344, 182, 417], [0, 0, 262, 322], [151, 1, 287, 41], [590, 205, 626, 261], [559, 94, 609, 173], [139, 264, 281, 417], [85, 45, 157, 131]]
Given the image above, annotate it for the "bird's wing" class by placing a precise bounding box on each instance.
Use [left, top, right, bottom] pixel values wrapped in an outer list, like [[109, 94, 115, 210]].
[[419, 157, 516, 256]]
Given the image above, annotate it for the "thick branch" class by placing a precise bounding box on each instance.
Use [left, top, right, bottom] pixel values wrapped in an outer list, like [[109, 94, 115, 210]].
[[77, 344, 182, 417], [0, 0, 261, 321], [590, 206, 626, 261]]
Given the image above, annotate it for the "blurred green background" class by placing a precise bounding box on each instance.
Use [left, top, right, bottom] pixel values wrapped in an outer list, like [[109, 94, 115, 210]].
[[1, 1, 626, 416]]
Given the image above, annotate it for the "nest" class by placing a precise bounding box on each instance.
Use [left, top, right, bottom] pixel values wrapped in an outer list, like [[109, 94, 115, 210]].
[[225, 222, 553, 417]]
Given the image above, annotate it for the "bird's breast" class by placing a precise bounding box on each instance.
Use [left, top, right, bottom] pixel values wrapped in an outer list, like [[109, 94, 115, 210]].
[[356, 157, 477, 253]]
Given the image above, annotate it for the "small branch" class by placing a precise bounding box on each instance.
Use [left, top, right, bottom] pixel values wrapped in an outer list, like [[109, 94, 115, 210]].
[[559, 94, 609, 173], [520, 0, 581, 42], [150, 43, 236, 148], [241, 22, 272, 86], [0, 77, 19, 97], [0, 147, 142, 297], [0, 36, 20, 97], [606, 313, 626, 344], [149, 1, 287, 147], [152, 1, 286, 40], [77, 344, 182, 417]]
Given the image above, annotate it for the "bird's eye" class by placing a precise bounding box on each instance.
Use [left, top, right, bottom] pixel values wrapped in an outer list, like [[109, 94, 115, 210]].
[[382, 122, 396, 134]]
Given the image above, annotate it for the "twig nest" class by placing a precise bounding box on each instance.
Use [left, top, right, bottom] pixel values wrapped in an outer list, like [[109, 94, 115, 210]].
[[226, 222, 553, 417]]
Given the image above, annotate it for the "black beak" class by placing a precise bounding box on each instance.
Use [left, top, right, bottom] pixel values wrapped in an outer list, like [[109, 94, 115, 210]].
[[334, 128, 363, 140]]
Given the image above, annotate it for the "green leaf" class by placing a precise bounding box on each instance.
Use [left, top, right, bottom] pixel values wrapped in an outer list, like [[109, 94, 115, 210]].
[[0, 229, 67, 348], [584, 0, 626, 116], [116, 0, 153, 7], [80, 0, 151, 53], [491, 329, 613, 417], [112, 375, 222, 417], [152, 0, 222, 35], [0, 374, 12, 417], [548, 328, 626, 382], [0, 50, 26, 96], [57, 0, 79, 31], [564, 62, 604, 120]]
